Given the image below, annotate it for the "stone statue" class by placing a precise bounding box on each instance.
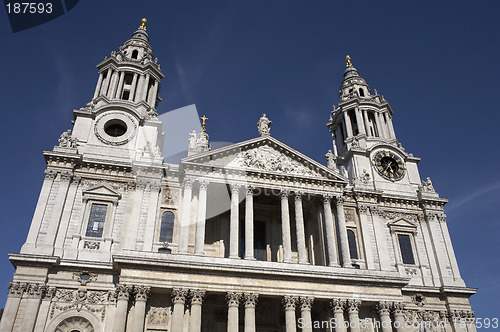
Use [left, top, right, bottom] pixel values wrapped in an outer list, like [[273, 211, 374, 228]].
[[324, 150, 337, 169], [188, 130, 197, 150], [351, 136, 359, 148], [339, 165, 348, 178], [421, 177, 435, 193], [58, 129, 76, 148], [257, 114, 272, 136]]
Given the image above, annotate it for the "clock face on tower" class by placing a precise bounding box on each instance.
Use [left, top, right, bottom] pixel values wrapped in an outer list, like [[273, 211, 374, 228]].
[[373, 150, 405, 181]]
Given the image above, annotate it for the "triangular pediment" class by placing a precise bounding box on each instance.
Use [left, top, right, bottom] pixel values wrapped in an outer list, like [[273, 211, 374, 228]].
[[83, 185, 122, 199], [181, 136, 347, 183], [387, 218, 418, 232]]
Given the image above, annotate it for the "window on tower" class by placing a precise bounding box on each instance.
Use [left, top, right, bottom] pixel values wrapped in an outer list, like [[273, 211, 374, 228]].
[[398, 234, 415, 264], [359, 88, 365, 97], [85, 204, 108, 238], [347, 229, 359, 260], [131, 50, 139, 59], [159, 211, 175, 243]]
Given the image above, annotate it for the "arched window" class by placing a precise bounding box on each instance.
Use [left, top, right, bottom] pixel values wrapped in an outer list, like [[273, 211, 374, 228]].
[[159, 211, 174, 243], [347, 229, 359, 260], [131, 50, 139, 59]]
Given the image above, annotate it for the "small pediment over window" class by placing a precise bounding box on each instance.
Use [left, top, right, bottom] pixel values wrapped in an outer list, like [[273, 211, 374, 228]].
[[83, 185, 122, 202], [387, 218, 418, 233]]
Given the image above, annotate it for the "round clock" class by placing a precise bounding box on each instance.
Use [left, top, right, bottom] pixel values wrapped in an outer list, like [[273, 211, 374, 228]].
[[373, 150, 405, 181]]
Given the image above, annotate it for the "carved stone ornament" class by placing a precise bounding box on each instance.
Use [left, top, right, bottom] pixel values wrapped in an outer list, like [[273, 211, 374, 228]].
[[171, 288, 189, 304], [235, 146, 314, 176], [412, 293, 426, 307], [44, 169, 58, 180], [51, 288, 107, 322], [325, 150, 337, 169], [347, 299, 361, 313], [163, 187, 177, 205], [354, 169, 371, 185], [330, 298, 346, 312], [115, 284, 133, 301], [8, 282, 27, 297], [80, 179, 128, 191], [134, 285, 151, 302], [26, 283, 46, 298], [419, 177, 436, 193], [58, 129, 77, 148], [392, 302, 405, 314], [257, 113, 272, 136], [283, 295, 297, 310], [148, 306, 172, 326], [376, 301, 391, 314], [226, 292, 242, 307], [190, 289, 206, 305], [244, 292, 259, 308], [73, 271, 98, 286], [300, 297, 314, 311], [83, 241, 100, 250]]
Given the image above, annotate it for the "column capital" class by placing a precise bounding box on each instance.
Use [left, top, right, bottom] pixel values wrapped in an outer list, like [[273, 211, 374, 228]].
[[230, 183, 241, 194], [280, 188, 290, 199], [334, 195, 345, 205], [116, 284, 133, 301], [198, 179, 209, 190], [44, 169, 57, 180], [347, 299, 361, 313], [323, 194, 333, 204], [43, 286, 57, 300], [244, 292, 259, 308], [283, 295, 297, 310], [245, 185, 255, 195], [300, 296, 314, 311], [226, 292, 242, 307], [376, 301, 391, 315], [60, 171, 73, 182], [172, 288, 189, 304], [182, 178, 193, 189], [190, 289, 206, 305], [134, 285, 151, 302], [330, 298, 346, 313], [357, 204, 369, 214], [26, 283, 47, 298], [294, 191, 304, 200], [8, 282, 27, 298], [392, 302, 405, 315]]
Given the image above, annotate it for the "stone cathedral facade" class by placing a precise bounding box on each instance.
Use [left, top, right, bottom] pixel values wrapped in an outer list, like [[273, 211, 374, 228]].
[[0, 21, 476, 332]]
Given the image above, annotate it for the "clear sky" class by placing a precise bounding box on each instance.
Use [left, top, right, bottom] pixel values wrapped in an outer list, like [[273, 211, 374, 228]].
[[1, 0, 499, 323]]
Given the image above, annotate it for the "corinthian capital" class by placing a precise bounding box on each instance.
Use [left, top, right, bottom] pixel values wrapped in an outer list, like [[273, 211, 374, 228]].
[[300, 297, 314, 311], [226, 292, 242, 307], [283, 295, 297, 310], [244, 292, 259, 308], [171, 288, 189, 304], [182, 178, 193, 190], [347, 299, 361, 313], [376, 301, 391, 315], [198, 179, 209, 191], [190, 289, 206, 305], [392, 302, 405, 315], [331, 298, 346, 312], [8, 282, 27, 297], [134, 285, 151, 302], [334, 195, 345, 205], [116, 284, 133, 301]]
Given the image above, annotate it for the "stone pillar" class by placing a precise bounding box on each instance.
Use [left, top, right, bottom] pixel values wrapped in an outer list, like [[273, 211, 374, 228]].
[[19, 283, 45, 331], [141, 73, 151, 102], [323, 195, 338, 266], [331, 299, 346, 332], [135, 74, 145, 102], [244, 293, 259, 332], [113, 284, 132, 332], [362, 110, 371, 136], [54, 175, 81, 255], [148, 80, 159, 107], [0, 282, 27, 332], [101, 67, 113, 97], [244, 186, 255, 260], [376, 301, 393, 332], [392, 302, 406, 332], [347, 299, 361, 332], [354, 108, 366, 135], [283, 295, 297, 332], [344, 112, 353, 137], [128, 73, 138, 101], [189, 289, 206, 332], [108, 70, 119, 98], [172, 288, 189, 332], [294, 192, 308, 264], [34, 286, 56, 331], [357, 204, 375, 269], [143, 183, 161, 251], [280, 190, 292, 263], [115, 71, 126, 99], [449, 311, 467, 332], [131, 286, 150, 332], [438, 215, 462, 280], [229, 184, 241, 259], [387, 115, 396, 139], [335, 196, 351, 267], [44, 171, 72, 247], [299, 297, 314, 332], [226, 292, 242, 332], [93, 72, 104, 99], [195, 180, 209, 255], [374, 113, 384, 138], [178, 179, 193, 254]]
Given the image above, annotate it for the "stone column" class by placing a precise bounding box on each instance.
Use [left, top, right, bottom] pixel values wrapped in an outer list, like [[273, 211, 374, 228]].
[[354, 108, 366, 135], [299, 297, 314, 332], [131, 286, 150, 332], [347, 299, 361, 332], [0, 282, 27, 332], [244, 186, 255, 260], [172, 288, 189, 332], [387, 115, 396, 139], [93, 72, 104, 99], [115, 71, 126, 99], [392, 302, 406, 332], [375, 113, 385, 138], [323, 195, 338, 266], [135, 74, 145, 102], [128, 73, 138, 101], [230, 184, 241, 259], [244, 293, 259, 332], [19, 283, 45, 331], [280, 190, 292, 263], [449, 311, 467, 332], [189, 289, 206, 332], [283, 295, 297, 332], [141, 73, 151, 102], [108, 70, 119, 98], [195, 180, 209, 255], [362, 110, 371, 136], [357, 204, 375, 269], [143, 183, 161, 251], [226, 292, 242, 332], [101, 67, 113, 97], [343, 112, 353, 137], [34, 286, 56, 331], [376, 301, 393, 332], [335, 196, 351, 267], [149, 80, 159, 107], [113, 284, 132, 332], [294, 192, 308, 264], [331, 299, 346, 332], [178, 179, 193, 254], [44, 171, 72, 247]]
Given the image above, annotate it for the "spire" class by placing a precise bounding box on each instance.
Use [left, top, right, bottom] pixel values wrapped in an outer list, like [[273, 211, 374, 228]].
[[138, 18, 147, 30], [339, 55, 371, 100]]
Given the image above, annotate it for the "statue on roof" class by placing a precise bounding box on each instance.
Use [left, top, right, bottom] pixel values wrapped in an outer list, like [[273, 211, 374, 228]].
[[257, 113, 272, 136]]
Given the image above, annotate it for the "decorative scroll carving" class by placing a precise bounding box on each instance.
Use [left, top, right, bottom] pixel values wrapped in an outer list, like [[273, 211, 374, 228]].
[[244, 293, 259, 308], [235, 146, 314, 176], [347, 299, 361, 313], [51, 288, 107, 322], [134, 285, 150, 302], [171, 288, 189, 304], [83, 241, 100, 250], [226, 292, 242, 307], [190, 289, 206, 305], [283, 295, 297, 310], [73, 271, 98, 286], [8, 282, 27, 297], [330, 298, 346, 312], [300, 297, 314, 311]]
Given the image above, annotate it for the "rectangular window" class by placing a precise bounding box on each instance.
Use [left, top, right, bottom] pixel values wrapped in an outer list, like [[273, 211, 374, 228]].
[[347, 229, 359, 260], [398, 234, 415, 264], [85, 204, 108, 238]]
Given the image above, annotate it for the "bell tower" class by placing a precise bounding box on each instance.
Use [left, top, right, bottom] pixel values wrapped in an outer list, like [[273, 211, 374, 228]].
[[327, 56, 422, 194]]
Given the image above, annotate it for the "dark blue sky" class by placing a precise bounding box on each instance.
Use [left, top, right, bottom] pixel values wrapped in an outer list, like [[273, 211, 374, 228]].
[[1, 0, 499, 322]]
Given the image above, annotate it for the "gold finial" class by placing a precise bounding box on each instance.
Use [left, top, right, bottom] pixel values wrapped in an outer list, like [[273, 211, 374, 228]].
[[200, 115, 208, 132], [346, 55, 352, 67], [138, 18, 147, 31]]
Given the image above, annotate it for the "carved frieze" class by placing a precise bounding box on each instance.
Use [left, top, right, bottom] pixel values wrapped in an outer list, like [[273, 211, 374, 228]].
[[80, 179, 128, 191], [51, 288, 108, 322], [83, 241, 100, 250], [147, 306, 172, 326]]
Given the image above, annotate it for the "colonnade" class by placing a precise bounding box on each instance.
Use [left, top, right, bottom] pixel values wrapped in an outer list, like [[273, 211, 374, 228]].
[[177, 179, 352, 267]]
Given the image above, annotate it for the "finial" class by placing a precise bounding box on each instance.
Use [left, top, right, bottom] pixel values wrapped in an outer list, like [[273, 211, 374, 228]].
[[374, 88, 378, 95], [200, 115, 208, 132], [138, 18, 147, 31], [346, 55, 352, 67]]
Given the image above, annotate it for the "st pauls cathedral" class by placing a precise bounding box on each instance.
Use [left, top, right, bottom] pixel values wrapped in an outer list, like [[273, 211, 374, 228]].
[[0, 19, 476, 332]]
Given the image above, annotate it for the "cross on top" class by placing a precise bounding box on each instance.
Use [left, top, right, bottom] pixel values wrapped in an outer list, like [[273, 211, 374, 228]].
[[200, 115, 208, 132]]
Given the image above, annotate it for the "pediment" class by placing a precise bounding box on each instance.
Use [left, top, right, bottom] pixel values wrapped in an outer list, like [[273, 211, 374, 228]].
[[83, 185, 122, 199], [387, 218, 418, 232], [181, 136, 347, 183]]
